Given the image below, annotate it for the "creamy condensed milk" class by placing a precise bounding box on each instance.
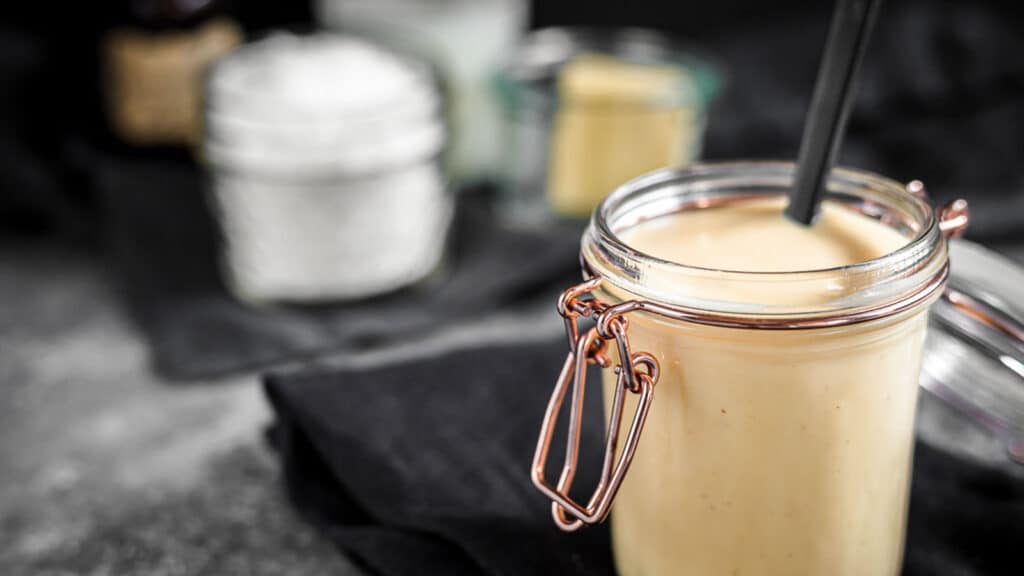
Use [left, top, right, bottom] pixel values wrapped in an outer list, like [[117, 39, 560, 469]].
[[604, 198, 918, 576]]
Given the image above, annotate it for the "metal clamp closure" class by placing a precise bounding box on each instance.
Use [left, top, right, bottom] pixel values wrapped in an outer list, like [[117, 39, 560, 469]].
[[532, 277, 660, 531]]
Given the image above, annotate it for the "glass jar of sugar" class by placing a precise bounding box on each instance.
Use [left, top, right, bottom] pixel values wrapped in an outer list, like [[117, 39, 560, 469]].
[[203, 33, 451, 303], [531, 162, 976, 575]]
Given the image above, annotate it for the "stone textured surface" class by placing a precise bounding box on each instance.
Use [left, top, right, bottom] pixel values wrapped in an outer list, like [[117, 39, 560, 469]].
[[0, 246, 561, 576], [0, 247, 360, 576]]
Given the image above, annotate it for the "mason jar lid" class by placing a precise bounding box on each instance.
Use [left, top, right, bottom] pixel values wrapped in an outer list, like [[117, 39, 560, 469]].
[[922, 239, 1024, 463]]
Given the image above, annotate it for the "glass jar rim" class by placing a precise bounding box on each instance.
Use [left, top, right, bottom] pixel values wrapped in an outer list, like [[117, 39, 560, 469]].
[[581, 161, 950, 320]]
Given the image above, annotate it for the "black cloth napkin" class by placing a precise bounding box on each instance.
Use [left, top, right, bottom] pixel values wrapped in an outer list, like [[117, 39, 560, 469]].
[[94, 152, 583, 381], [265, 338, 1022, 576], [266, 340, 615, 576]]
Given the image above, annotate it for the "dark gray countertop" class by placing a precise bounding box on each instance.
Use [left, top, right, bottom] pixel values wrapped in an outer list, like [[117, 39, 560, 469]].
[[0, 245, 562, 576], [1, 242, 1021, 575]]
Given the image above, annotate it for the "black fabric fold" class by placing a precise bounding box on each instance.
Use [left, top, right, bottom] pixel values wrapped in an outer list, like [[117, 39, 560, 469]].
[[265, 339, 1022, 576], [264, 341, 615, 576]]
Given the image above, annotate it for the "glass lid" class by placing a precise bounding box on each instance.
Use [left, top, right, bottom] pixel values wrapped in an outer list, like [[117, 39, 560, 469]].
[[921, 239, 1024, 465]]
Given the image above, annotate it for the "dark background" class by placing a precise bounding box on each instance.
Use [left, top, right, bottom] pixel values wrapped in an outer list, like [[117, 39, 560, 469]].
[[1, 0, 1022, 242]]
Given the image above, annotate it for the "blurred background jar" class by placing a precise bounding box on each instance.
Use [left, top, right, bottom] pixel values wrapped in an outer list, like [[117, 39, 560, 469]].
[[496, 28, 720, 224], [315, 0, 528, 185], [102, 0, 242, 151], [203, 33, 451, 303]]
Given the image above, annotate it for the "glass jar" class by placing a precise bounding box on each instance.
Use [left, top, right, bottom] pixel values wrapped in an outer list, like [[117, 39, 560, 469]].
[[103, 0, 242, 148], [203, 34, 451, 303], [532, 162, 971, 575], [496, 28, 720, 224]]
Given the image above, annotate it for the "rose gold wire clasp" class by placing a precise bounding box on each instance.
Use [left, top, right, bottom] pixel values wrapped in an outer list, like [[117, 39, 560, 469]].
[[532, 277, 660, 532]]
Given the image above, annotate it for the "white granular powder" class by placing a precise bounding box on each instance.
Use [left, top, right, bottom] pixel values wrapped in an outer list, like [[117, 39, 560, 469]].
[[204, 33, 452, 302]]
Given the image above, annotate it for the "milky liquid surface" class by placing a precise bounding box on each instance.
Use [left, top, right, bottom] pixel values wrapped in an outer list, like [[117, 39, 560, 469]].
[[620, 197, 906, 272]]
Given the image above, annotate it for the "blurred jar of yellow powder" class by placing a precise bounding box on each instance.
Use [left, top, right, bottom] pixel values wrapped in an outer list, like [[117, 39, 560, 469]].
[[547, 54, 703, 217], [496, 28, 719, 224]]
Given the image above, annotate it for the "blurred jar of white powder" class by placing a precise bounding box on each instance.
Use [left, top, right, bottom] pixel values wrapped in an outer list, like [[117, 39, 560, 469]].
[[204, 33, 451, 303]]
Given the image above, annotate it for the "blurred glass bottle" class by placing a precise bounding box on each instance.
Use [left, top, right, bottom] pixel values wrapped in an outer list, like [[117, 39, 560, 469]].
[[101, 0, 242, 154], [315, 0, 527, 185]]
